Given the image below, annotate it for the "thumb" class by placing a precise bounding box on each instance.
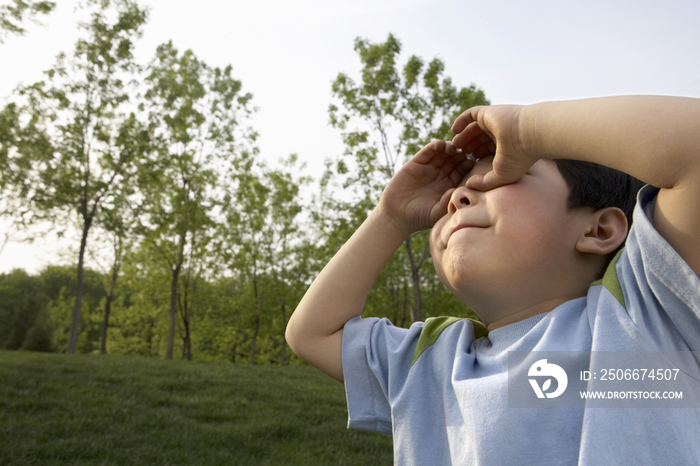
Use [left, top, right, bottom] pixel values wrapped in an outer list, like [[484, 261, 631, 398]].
[[465, 172, 511, 192], [467, 149, 536, 191]]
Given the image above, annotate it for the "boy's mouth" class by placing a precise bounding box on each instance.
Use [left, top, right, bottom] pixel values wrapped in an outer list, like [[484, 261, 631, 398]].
[[448, 223, 488, 243]]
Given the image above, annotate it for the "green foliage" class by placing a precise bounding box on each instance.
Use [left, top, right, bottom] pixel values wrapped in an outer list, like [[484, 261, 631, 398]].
[[104, 246, 170, 357], [0, 269, 47, 350], [329, 33, 489, 182], [0, 266, 106, 353], [1, 0, 150, 353], [0, 351, 393, 465], [221, 153, 312, 365], [322, 33, 489, 325], [0, 0, 55, 44], [20, 307, 55, 352], [2, 27, 487, 362], [140, 40, 255, 360]]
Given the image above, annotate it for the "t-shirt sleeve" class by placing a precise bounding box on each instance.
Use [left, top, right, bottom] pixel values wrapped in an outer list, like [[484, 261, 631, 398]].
[[619, 184, 700, 351], [341, 316, 423, 434]]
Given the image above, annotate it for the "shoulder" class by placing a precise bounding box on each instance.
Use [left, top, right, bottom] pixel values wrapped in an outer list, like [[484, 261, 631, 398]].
[[626, 185, 700, 305], [342, 315, 487, 371], [411, 316, 487, 367], [594, 185, 700, 350]]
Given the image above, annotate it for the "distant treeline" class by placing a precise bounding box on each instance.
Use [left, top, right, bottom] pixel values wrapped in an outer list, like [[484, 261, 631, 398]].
[[0, 265, 301, 363], [0, 261, 473, 364]]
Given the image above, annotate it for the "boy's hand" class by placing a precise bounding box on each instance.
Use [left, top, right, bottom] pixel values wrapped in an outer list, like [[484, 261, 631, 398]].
[[451, 105, 538, 192], [377, 140, 472, 236], [288, 141, 469, 381]]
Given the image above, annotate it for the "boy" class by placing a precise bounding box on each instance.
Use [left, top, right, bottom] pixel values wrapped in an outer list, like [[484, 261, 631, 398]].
[[286, 96, 700, 465]]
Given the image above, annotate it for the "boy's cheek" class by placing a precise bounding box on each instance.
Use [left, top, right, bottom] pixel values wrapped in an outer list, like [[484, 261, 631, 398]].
[[429, 226, 452, 290], [430, 216, 448, 249], [430, 249, 448, 287], [429, 226, 443, 259]]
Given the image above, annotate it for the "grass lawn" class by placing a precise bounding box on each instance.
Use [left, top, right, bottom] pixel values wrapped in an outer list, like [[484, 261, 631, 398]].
[[0, 351, 393, 465]]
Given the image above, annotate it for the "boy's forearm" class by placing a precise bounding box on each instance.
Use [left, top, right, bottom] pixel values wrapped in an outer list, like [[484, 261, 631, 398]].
[[286, 208, 407, 379], [521, 96, 700, 188]]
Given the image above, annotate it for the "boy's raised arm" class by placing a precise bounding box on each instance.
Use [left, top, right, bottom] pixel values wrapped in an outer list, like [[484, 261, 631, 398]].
[[286, 141, 471, 382], [451, 96, 700, 277]]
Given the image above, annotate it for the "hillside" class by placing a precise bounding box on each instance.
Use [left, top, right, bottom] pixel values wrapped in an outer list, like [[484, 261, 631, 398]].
[[0, 351, 392, 465]]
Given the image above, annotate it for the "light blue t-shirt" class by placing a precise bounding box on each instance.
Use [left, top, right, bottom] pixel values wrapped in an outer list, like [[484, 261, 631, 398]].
[[342, 185, 700, 465]]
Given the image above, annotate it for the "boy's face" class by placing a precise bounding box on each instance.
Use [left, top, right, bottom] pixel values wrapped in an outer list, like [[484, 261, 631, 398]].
[[429, 155, 595, 322]]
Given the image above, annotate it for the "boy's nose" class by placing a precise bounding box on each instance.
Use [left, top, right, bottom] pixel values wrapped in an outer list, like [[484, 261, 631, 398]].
[[447, 186, 473, 216]]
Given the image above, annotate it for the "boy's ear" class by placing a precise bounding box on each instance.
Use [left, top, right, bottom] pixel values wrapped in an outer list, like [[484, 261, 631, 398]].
[[575, 207, 628, 255]]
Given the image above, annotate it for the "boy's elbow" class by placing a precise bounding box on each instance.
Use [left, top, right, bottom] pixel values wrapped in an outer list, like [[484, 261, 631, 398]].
[[285, 315, 312, 359], [285, 314, 345, 382], [285, 318, 301, 356]]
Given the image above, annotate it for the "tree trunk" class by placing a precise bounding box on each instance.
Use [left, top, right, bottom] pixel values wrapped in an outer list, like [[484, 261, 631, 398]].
[[250, 314, 259, 365], [181, 319, 191, 361], [99, 255, 121, 354], [180, 282, 192, 361], [166, 233, 185, 360], [400, 278, 408, 328], [410, 265, 422, 323], [67, 218, 91, 354], [250, 271, 262, 365], [404, 236, 421, 323], [146, 316, 154, 356], [99, 294, 112, 355], [165, 264, 180, 360], [280, 302, 286, 366], [404, 233, 430, 323]]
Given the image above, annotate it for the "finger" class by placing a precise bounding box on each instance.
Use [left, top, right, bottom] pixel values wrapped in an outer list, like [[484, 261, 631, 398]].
[[463, 122, 493, 148], [440, 152, 471, 185], [465, 172, 512, 192], [449, 156, 474, 184], [491, 149, 536, 183], [439, 144, 465, 166], [429, 139, 447, 152], [472, 141, 496, 160], [452, 120, 481, 149], [429, 141, 466, 169], [453, 121, 495, 153], [413, 140, 447, 164], [444, 140, 458, 155], [450, 106, 484, 135], [434, 142, 462, 168]]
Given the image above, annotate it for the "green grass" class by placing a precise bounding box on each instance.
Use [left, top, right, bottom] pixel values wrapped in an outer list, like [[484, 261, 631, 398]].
[[0, 351, 393, 465]]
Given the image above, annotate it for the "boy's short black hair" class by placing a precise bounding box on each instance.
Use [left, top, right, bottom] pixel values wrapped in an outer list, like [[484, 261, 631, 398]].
[[553, 159, 645, 255]]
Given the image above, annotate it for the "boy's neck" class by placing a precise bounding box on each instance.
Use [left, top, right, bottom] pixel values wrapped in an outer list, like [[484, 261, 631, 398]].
[[482, 294, 583, 331]]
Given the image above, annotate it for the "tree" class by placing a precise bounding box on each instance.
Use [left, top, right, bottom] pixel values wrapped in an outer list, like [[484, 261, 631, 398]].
[[267, 155, 311, 365], [223, 153, 271, 365], [0, 0, 149, 353], [223, 153, 310, 365], [90, 179, 141, 354], [325, 33, 489, 323], [107, 242, 170, 357], [43, 265, 107, 352], [141, 41, 254, 360], [0, 0, 55, 44], [0, 102, 49, 262], [0, 269, 47, 350]]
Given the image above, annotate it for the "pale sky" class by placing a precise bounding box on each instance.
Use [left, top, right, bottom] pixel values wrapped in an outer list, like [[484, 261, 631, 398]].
[[2, 0, 700, 273]]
